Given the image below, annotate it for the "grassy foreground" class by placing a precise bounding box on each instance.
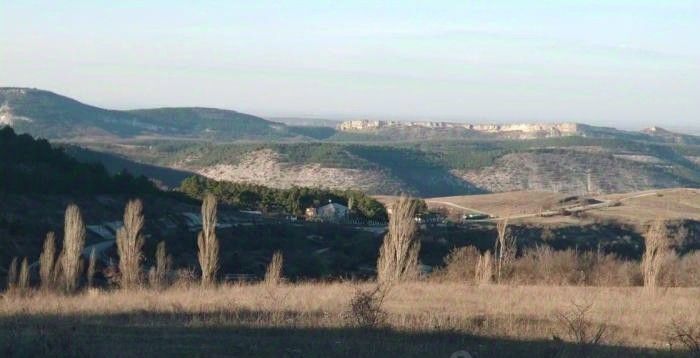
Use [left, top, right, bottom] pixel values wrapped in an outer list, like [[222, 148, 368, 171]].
[[1, 282, 698, 357]]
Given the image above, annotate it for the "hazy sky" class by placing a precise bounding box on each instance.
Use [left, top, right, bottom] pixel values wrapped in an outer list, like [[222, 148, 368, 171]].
[[2, 1, 699, 129]]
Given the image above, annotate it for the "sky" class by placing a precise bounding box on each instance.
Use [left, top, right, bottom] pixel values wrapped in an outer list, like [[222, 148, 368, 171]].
[[1, 1, 699, 130]]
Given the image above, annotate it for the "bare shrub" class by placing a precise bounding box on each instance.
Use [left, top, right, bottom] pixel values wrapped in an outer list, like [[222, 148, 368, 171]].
[[197, 194, 219, 286], [264, 251, 284, 286], [173, 268, 198, 289], [377, 195, 420, 284], [642, 219, 672, 291], [116, 199, 146, 289], [347, 285, 388, 328], [6, 257, 18, 291], [60, 204, 86, 293], [494, 216, 516, 283], [435, 246, 480, 283], [513, 246, 580, 285], [86, 248, 97, 288], [584, 251, 640, 287], [39, 232, 56, 290], [149, 241, 170, 289], [673, 252, 700, 286], [555, 301, 608, 357], [18, 258, 29, 291], [667, 320, 700, 356], [475, 250, 493, 285]]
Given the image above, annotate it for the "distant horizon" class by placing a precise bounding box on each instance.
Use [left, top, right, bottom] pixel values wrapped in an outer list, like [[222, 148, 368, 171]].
[[2, 1, 698, 132], [4, 84, 700, 134]]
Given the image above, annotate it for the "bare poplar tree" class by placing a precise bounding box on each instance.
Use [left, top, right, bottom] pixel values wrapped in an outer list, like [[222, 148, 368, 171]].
[[377, 195, 420, 284], [60, 204, 86, 293], [494, 216, 516, 283], [6, 257, 18, 291], [87, 248, 97, 288], [198, 194, 219, 286], [475, 250, 493, 285], [150, 241, 170, 288], [18, 257, 30, 291], [642, 219, 671, 291], [116, 199, 145, 289], [264, 251, 284, 286], [39, 232, 57, 290]]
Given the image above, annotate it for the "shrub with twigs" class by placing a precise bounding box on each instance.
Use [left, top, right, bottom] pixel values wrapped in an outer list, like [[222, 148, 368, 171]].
[[377, 195, 420, 284], [60, 204, 86, 293], [555, 301, 608, 357], [347, 285, 389, 328], [197, 194, 219, 286], [667, 320, 700, 357]]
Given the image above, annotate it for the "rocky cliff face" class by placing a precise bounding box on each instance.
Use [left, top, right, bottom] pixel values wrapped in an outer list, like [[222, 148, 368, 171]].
[[338, 120, 582, 139]]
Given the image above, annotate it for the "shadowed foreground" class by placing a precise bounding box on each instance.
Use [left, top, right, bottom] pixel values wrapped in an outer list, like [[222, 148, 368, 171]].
[[1, 283, 697, 357]]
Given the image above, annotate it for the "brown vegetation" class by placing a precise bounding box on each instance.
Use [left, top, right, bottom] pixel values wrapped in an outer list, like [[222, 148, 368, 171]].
[[264, 251, 284, 286], [197, 194, 219, 286], [59, 204, 86, 293], [38, 232, 56, 290], [377, 196, 420, 284], [116, 199, 146, 289]]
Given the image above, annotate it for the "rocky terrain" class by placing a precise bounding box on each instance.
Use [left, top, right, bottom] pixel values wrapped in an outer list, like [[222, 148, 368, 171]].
[[195, 149, 405, 193], [455, 148, 692, 194]]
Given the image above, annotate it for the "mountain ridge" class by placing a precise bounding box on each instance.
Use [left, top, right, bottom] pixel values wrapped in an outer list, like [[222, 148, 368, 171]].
[[3, 87, 699, 144]]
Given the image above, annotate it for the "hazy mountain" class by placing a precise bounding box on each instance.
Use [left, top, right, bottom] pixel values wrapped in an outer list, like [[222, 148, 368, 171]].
[[0, 87, 305, 141]]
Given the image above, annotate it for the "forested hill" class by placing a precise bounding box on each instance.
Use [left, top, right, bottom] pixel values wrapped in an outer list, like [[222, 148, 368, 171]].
[[0, 126, 156, 195]]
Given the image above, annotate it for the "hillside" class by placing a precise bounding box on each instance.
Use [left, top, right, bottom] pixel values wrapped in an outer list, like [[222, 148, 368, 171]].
[[0, 126, 156, 195], [0, 87, 310, 141], [78, 137, 700, 196]]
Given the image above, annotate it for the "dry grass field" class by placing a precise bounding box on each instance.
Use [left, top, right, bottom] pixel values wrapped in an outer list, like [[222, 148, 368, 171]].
[[1, 283, 698, 357], [592, 188, 700, 224], [393, 188, 700, 226]]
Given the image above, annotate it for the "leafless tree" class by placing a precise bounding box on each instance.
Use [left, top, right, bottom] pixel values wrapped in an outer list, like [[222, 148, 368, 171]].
[[198, 194, 219, 286]]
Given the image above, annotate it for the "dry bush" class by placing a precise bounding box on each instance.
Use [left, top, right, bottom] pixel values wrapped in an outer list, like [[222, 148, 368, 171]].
[[555, 301, 608, 357], [475, 250, 493, 285], [39, 232, 56, 290], [434, 246, 480, 283], [86, 248, 97, 288], [583, 251, 641, 287], [172, 268, 198, 289], [264, 251, 284, 286], [494, 216, 516, 283], [513, 246, 580, 285], [197, 194, 219, 286], [642, 219, 672, 291], [6, 257, 18, 291], [436, 245, 641, 287], [377, 195, 420, 284], [667, 320, 700, 356], [116, 199, 146, 289], [671, 252, 700, 287], [346, 285, 388, 328], [60, 204, 86, 293], [149, 241, 171, 289]]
